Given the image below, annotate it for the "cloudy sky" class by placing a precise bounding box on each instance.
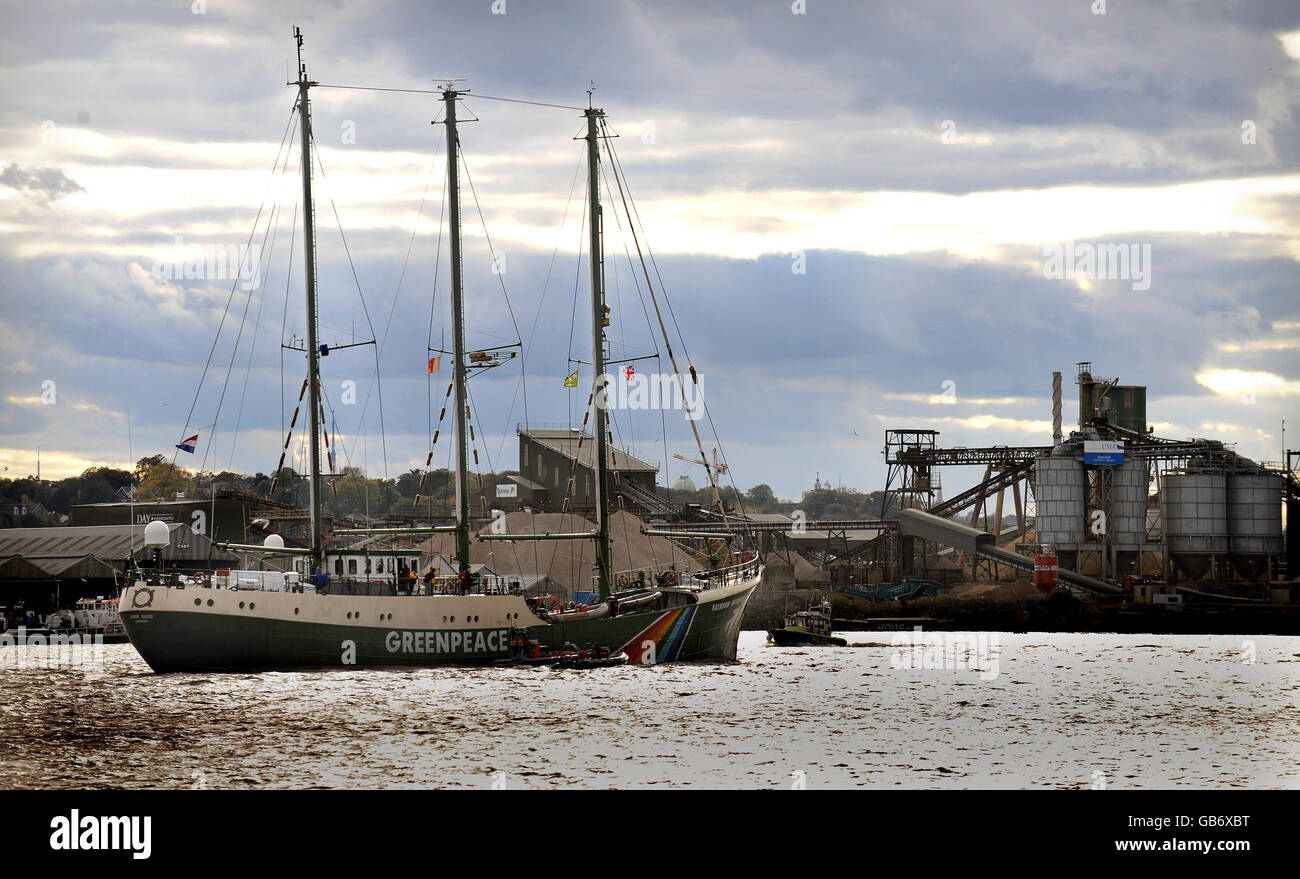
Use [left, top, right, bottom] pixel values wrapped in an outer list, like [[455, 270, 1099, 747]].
[[1, 0, 1297, 501]]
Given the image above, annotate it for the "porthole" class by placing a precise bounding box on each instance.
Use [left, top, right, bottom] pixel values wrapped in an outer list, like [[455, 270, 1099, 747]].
[[194, 598, 201, 606], [346, 612, 352, 620], [207, 599, 214, 607], [239, 602, 245, 609], [450, 616, 455, 623], [442, 616, 447, 624], [294, 608, 300, 615], [249, 603, 255, 610]]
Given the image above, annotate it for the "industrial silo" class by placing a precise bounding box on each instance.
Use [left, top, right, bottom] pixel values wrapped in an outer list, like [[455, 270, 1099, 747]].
[[1161, 472, 1228, 580], [1034, 453, 1086, 571], [1109, 457, 1149, 575], [1226, 473, 1283, 580], [1108, 458, 1148, 543]]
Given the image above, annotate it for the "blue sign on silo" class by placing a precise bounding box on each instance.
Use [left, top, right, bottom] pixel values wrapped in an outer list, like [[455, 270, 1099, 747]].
[[1084, 440, 1125, 466]]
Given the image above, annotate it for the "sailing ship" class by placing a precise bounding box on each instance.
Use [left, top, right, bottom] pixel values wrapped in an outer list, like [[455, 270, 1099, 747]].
[[119, 29, 760, 672], [477, 101, 762, 664], [120, 31, 533, 671]]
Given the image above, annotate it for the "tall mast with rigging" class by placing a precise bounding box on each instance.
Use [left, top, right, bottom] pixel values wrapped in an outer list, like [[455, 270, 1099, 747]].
[[294, 27, 324, 576], [585, 104, 613, 600], [442, 84, 472, 575]]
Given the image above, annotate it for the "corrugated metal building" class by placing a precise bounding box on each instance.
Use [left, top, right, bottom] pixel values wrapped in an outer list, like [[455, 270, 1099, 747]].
[[0, 524, 239, 614], [510, 428, 658, 510]]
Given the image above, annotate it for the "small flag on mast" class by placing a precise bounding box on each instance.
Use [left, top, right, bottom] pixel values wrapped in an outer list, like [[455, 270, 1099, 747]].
[[428, 357, 441, 374], [563, 369, 579, 388], [175, 434, 199, 454]]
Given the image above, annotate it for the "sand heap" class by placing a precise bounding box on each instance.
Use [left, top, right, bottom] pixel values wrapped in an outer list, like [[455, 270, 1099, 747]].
[[418, 510, 705, 595], [760, 551, 830, 585]]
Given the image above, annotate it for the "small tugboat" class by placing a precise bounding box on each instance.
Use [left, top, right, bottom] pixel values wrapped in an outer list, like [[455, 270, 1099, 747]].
[[767, 599, 847, 647]]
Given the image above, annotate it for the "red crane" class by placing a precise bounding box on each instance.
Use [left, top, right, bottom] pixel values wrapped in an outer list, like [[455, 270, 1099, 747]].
[[673, 448, 728, 475]]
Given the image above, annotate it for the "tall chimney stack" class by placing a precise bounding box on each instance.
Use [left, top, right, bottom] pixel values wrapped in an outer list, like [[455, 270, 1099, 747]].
[[1052, 372, 1063, 446]]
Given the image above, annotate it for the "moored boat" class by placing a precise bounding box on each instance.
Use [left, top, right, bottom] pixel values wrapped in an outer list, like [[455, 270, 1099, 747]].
[[121, 29, 761, 672]]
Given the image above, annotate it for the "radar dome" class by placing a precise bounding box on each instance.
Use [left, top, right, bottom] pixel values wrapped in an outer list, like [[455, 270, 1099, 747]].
[[672, 475, 698, 494], [142, 519, 170, 548], [264, 533, 285, 549]]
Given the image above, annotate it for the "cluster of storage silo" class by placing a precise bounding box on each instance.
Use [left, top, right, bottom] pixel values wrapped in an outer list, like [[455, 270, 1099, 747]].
[[1034, 451, 1284, 582], [1159, 471, 1285, 580], [1028, 364, 1287, 583]]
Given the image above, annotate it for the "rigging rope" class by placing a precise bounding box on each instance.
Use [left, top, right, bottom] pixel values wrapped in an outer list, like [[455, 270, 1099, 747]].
[[309, 131, 390, 483], [601, 119, 756, 549], [277, 201, 299, 493], [315, 83, 585, 111], [200, 200, 275, 475], [173, 104, 299, 471], [227, 197, 285, 470], [457, 144, 528, 429]]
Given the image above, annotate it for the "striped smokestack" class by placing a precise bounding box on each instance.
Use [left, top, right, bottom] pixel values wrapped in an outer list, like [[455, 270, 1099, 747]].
[[1052, 371, 1063, 446]]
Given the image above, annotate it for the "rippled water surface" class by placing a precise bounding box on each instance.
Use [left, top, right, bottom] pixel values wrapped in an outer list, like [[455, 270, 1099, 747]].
[[2, 632, 1297, 789]]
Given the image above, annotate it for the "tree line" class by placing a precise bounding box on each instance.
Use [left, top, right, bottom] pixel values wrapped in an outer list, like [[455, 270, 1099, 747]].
[[2, 459, 889, 527]]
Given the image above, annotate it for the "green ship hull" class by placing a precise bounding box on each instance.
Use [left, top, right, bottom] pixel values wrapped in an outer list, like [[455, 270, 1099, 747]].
[[533, 577, 758, 664], [122, 609, 512, 672], [118, 569, 760, 672]]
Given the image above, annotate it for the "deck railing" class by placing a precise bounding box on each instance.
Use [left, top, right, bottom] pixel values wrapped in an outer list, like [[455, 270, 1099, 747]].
[[600, 552, 761, 593]]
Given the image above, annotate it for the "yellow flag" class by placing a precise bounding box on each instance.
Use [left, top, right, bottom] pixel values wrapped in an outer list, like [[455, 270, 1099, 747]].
[[563, 369, 579, 388]]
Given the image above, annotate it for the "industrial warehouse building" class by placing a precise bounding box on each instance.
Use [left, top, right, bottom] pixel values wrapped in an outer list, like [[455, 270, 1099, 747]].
[[506, 427, 659, 511], [0, 523, 239, 619]]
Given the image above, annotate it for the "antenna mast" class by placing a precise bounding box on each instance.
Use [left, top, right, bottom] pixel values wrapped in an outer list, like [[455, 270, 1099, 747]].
[[441, 81, 472, 575], [585, 101, 613, 600], [293, 26, 324, 576]]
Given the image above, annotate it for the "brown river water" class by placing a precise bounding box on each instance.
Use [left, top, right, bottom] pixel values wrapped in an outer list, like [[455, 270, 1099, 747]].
[[1, 631, 1297, 789]]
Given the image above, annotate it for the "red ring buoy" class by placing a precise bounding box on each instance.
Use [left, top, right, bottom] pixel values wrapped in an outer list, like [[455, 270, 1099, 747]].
[[132, 587, 155, 609], [616, 573, 630, 588], [664, 571, 677, 586]]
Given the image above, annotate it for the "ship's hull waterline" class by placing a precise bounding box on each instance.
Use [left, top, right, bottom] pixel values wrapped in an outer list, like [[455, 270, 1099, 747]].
[[534, 575, 760, 664], [119, 570, 761, 672], [119, 585, 534, 673]]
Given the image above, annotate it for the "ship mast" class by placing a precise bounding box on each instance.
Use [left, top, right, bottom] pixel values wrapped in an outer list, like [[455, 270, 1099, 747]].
[[294, 27, 325, 576], [442, 84, 472, 575], [585, 104, 613, 600]]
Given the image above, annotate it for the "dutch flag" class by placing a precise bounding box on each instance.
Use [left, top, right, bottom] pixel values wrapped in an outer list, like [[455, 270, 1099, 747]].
[[175, 434, 199, 454]]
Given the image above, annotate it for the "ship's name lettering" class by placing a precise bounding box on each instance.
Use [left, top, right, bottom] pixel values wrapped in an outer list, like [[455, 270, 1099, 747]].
[[385, 629, 507, 654]]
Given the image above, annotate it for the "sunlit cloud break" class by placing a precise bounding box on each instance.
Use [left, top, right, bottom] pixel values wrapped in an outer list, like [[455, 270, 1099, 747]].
[[1196, 369, 1300, 399]]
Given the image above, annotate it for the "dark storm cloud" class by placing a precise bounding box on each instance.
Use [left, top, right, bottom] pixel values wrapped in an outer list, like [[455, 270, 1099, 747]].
[[3, 0, 1298, 192], [0, 163, 85, 203], [2, 0, 1298, 494]]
